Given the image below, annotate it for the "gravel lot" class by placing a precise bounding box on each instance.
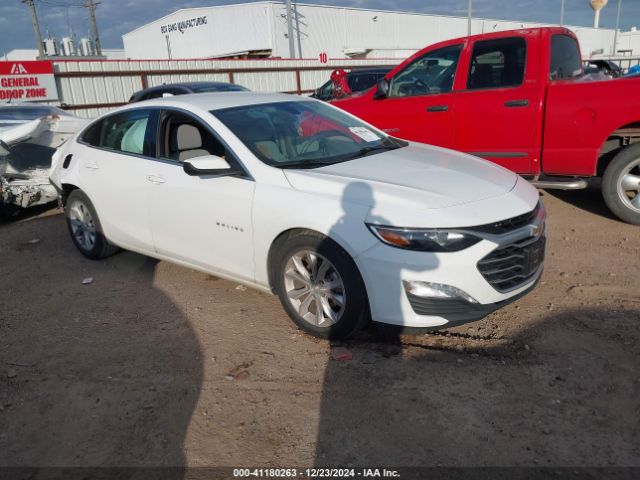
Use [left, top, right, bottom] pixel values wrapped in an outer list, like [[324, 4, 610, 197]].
[[1, 187, 639, 469]]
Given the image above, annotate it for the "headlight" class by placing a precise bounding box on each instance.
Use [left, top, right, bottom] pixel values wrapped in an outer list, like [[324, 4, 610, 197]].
[[367, 224, 482, 252]]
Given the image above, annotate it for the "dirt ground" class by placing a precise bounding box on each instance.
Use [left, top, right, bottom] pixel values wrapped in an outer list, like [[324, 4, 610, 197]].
[[1, 186, 639, 471]]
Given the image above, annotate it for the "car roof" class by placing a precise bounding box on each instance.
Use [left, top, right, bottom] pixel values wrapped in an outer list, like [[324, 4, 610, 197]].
[[145, 81, 240, 90], [123, 91, 312, 112]]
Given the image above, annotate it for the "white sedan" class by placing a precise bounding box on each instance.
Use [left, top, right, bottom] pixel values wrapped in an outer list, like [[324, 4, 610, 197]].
[[50, 93, 545, 339]]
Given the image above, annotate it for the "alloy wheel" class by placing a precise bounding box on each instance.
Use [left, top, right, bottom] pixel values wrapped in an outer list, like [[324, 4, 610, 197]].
[[68, 200, 97, 252], [283, 250, 346, 328], [617, 158, 640, 214]]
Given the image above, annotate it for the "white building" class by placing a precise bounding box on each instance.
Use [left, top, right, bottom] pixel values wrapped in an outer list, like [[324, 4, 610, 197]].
[[2, 48, 126, 61], [122, 1, 624, 61]]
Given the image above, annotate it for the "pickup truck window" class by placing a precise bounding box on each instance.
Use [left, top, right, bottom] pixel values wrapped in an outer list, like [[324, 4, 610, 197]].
[[550, 35, 582, 80], [468, 37, 526, 90], [388, 44, 462, 98]]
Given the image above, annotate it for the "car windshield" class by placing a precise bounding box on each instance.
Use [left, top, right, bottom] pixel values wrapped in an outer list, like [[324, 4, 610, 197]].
[[212, 101, 406, 168], [192, 84, 248, 93]]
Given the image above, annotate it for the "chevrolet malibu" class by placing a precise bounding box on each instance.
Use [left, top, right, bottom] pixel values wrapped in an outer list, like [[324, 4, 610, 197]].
[[50, 93, 545, 339]]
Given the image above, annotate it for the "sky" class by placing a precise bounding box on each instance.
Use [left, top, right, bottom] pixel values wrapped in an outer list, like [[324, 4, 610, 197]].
[[1, 0, 639, 54]]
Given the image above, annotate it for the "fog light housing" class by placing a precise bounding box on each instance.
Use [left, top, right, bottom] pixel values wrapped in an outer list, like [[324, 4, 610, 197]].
[[402, 280, 478, 304]]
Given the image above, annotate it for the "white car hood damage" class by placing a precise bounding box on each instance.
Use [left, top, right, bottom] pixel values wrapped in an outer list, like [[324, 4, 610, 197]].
[[0, 114, 88, 211], [283, 143, 518, 216]]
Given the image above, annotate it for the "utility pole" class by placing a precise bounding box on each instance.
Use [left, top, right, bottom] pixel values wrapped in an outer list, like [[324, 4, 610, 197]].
[[467, 0, 472, 36], [613, 0, 622, 56], [21, 0, 45, 58], [560, 0, 565, 26], [84, 0, 103, 56], [294, 1, 302, 59], [285, 0, 295, 58]]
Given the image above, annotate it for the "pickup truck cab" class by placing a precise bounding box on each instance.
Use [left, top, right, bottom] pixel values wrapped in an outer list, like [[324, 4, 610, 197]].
[[333, 27, 640, 224]]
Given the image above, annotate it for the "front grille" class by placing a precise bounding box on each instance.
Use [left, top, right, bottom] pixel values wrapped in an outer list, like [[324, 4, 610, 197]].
[[478, 235, 546, 293], [469, 202, 540, 235]]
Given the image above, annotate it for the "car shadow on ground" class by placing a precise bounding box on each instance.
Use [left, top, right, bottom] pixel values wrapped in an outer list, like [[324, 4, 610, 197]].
[[542, 182, 619, 222], [0, 216, 202, 478], [0, 202, 59, 227], [315, 306, 640, 468]]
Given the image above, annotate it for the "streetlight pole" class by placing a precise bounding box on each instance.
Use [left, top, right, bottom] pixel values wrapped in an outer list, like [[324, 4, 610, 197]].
[[467, 0, 472, 35], [560, 0, 565, 26], [613, 0, 622, 56]]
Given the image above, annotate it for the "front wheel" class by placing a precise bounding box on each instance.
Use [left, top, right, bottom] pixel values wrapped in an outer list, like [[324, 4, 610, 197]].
[[602, 144, 640, 225], [65, 190, 119, 259], [274, 231, 370, 340]]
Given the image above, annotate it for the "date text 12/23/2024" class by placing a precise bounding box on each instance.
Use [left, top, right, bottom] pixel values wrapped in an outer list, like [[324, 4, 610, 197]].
[[233, 468, 401, 478]]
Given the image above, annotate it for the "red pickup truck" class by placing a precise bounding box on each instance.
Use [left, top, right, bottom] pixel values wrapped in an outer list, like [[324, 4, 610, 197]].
[[333, 27, 640, 224]]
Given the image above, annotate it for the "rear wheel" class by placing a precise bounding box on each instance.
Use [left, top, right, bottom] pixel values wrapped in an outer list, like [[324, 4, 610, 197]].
[[65, 190, 118, 259], [602, 144, 640, 225], [274, 231, 370, 339]]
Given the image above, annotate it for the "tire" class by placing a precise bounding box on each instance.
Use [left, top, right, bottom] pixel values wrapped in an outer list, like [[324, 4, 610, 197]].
[[602, 144, 640, 225], [274, 230, 370, 340], [64, 190, 119, 259]]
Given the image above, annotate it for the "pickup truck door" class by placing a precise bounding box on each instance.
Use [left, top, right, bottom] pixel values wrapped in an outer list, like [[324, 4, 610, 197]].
[[453, 34, 541, 174], [359, 44, 463, 148]]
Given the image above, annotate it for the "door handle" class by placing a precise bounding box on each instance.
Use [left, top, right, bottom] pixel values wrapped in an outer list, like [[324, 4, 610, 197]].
[[504, 99, 529, 107], [426, 105, 449, 112], [147, 175, 166, 184], [84, 162, 99, 170]]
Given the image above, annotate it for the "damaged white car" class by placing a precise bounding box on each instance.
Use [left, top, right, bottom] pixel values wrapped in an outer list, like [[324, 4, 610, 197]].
[[0, 104, 88, 215]]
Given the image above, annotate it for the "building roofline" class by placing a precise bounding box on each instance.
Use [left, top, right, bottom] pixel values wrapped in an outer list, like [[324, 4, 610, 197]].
[[123, 1, 273, 36], [123, 1, 617, 38]]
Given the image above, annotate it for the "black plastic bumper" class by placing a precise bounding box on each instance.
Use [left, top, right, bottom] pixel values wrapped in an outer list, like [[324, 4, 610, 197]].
[[375, 272, 541, 334]]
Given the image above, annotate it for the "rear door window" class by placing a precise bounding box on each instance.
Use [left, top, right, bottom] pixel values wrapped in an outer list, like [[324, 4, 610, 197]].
[[81, 109, 156, 156], [467, 37, 527, 90], [550, 35, 583, 80]]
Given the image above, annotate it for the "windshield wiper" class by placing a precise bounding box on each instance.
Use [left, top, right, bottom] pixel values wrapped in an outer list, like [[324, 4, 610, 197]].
[[278, 160, 336, 169], [346, 143, 400, 160]]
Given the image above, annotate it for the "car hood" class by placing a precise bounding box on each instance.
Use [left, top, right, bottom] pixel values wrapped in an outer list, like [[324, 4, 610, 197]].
[[283, 143, 518, 213]]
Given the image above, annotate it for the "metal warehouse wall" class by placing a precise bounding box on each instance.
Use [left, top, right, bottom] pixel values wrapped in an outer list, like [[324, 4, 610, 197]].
[[123, 3, 274, 60], [121, 1, 617, 61], [270, 3, 617, 59], [619, 30, 640, 56], [52, 58, 402, 117]]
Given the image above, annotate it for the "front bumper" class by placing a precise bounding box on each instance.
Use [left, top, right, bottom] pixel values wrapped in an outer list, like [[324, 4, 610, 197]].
[[403, 268, 541, 327], [356, 209, 546, 329]]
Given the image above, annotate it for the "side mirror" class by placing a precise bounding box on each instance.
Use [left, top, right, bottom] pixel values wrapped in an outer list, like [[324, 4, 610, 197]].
[[374, 78, 389, 99], [183, 155, 241, 177]]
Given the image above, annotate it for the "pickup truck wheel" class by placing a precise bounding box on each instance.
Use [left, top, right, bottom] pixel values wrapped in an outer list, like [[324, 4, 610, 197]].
[[274, 231, 370, 339], [65, 190, 119, 259], [602, 144, 640, 225]]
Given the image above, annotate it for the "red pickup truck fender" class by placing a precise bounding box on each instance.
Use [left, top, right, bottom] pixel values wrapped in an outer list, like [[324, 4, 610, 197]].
[[543, 76, 640, 177]]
